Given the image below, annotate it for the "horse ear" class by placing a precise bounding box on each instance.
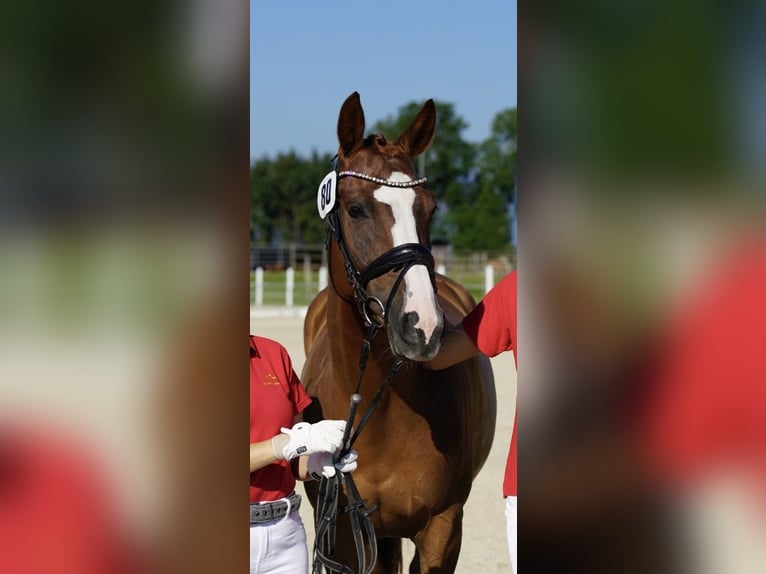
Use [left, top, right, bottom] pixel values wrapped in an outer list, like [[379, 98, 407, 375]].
[[337, 92, 366, 157], [395, 99, 436, 157]]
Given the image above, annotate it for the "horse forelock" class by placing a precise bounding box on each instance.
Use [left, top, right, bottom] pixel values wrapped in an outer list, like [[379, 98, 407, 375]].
[[340, 134, 415, 176]]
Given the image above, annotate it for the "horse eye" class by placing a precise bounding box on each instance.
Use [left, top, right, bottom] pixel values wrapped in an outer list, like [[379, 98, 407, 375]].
[[347, 204, 366, 219]]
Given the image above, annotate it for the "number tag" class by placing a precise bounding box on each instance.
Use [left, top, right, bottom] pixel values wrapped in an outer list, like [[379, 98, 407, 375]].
[[316, 171, 337, 219]]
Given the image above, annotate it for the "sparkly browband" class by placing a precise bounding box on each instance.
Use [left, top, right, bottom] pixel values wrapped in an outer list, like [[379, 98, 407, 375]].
[[337, 170, 428, 188]]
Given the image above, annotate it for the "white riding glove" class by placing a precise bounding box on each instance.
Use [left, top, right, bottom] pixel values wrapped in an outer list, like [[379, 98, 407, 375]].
[[278, 420, 346, 461], [307, 449, 359, 480], [335, 449, 358, 474]]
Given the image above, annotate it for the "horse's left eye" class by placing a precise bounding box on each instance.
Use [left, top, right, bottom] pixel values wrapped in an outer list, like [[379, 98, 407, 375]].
[[347, 204, 366, 219]]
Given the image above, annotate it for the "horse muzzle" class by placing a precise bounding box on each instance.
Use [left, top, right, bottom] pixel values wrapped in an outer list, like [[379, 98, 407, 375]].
[[387, 302, 445, 362]]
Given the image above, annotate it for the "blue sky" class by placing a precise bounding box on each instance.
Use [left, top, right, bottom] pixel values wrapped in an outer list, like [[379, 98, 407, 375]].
[[250, 1, 517, 160]]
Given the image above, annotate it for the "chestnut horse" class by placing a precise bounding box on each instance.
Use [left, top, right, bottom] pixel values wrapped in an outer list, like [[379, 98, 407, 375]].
[[302, 92, 496, 573]]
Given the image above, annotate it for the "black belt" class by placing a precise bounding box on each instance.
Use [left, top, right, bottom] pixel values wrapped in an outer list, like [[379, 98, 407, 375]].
[[250, 492, 302, 524]]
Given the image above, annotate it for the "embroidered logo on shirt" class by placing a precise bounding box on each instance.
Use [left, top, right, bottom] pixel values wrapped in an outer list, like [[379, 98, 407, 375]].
[[261, 373, 281, 386]]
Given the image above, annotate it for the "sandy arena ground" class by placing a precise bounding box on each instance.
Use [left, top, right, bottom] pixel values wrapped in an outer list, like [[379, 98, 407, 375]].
[[252, 310, 517, 573]]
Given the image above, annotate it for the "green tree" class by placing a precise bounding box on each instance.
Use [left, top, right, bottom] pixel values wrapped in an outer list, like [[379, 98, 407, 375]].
[[450, 185, 510, 250], [250, 156, 276, 242], [477, 108, 517, 204], [250, 150, 333, 244], [373, 101, 476, 244], [251, 104, 518, 251], [449, 106, 517, 251]]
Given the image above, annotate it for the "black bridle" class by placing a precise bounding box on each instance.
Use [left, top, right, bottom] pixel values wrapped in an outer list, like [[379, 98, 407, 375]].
[[312, 162, 437, 574], [325, 167, 437, 328]]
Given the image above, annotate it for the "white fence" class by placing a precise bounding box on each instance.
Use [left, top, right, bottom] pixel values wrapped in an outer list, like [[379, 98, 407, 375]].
[[251, 265, 498, 309]]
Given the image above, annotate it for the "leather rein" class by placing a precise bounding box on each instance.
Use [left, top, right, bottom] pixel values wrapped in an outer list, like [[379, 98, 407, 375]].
[[312, 166, 437, 574]]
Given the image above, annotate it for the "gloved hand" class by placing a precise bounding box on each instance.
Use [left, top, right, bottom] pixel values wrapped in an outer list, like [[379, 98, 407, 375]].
[[335, 449, 358, 474], [307, 449, 359, 480], [278, 420, 346, 461]]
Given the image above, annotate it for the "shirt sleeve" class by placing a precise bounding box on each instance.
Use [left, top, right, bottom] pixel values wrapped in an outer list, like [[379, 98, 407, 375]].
[[463, 271, 516, 359], [279, 345, 312, 415]]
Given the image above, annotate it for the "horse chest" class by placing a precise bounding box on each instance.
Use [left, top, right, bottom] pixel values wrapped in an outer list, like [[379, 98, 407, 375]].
[[352, 461, 452, 537]]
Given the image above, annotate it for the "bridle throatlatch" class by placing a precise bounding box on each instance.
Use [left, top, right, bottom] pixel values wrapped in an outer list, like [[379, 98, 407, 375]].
[[312, 164, 437, 574]]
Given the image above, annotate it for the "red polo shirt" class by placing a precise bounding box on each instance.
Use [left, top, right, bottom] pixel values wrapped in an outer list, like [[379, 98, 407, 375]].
[[250, 335, 311, 503], [463, 271, 517, 497]]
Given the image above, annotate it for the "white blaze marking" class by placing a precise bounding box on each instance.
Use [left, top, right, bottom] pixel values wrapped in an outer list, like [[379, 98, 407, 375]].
[[374, 172, 440, 341]]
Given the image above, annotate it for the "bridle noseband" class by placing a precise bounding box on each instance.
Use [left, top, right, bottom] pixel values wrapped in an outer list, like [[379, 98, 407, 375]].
[[325, 166, 437, 327]]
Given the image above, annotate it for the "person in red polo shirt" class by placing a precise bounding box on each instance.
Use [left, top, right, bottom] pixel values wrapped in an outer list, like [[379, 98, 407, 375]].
[[250, 335, 356, 574], [425, 270, 517, 572]]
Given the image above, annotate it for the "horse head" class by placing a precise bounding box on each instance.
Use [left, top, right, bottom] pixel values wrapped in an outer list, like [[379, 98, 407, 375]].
[[326, 92, 445, 362]]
